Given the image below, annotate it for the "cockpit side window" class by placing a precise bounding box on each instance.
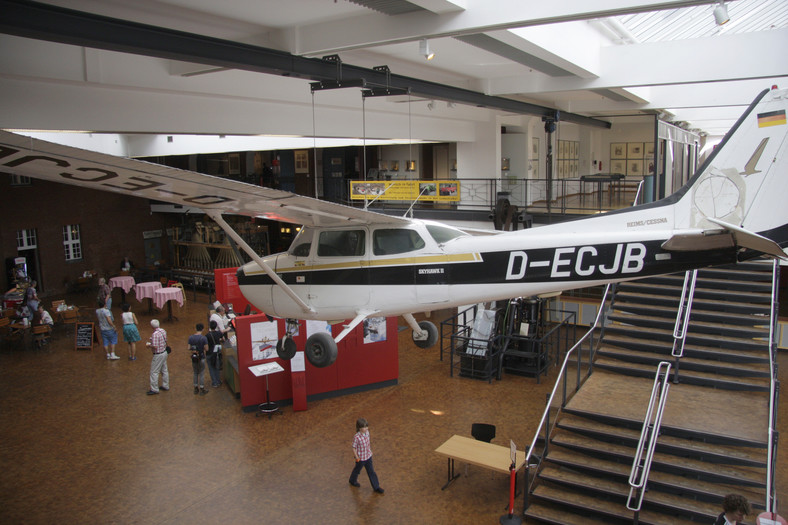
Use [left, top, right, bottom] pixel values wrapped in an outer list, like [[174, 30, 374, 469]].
[[317, 230, 366, 257], [373, 229, 426, 255]]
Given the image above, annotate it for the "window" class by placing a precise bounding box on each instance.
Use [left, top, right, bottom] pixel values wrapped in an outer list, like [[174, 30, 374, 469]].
[[10, 175, 32, 186], [16, 229, 37, 250], [426, 224, 467, 244], [317, 230, 365, 257], [373, 229, 425, 255], [63, 224, 82, 261], [288, 227, 313, 257]]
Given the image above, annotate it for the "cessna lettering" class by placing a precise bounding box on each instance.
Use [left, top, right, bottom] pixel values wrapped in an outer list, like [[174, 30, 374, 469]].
[[505, 243, 647, 280]]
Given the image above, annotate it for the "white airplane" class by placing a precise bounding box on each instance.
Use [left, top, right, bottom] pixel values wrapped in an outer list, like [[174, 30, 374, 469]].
[[1, 87, 787, 368]]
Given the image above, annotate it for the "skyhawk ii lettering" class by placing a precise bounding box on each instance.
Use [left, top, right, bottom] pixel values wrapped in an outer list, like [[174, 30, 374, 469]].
[[1, 87, 787, 368]]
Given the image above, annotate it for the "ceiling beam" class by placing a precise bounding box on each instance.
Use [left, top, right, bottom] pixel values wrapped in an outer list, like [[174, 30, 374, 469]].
[[0, 0, 611, 128]]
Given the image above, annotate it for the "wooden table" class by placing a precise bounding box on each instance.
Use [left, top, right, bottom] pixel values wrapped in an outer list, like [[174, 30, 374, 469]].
[[134, 281, 161, 313], [434, 434, 526, 490], [153, 287, 184, 322]]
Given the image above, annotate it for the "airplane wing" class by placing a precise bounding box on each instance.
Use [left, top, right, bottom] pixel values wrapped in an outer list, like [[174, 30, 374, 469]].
[[0, 130, 409, 228]]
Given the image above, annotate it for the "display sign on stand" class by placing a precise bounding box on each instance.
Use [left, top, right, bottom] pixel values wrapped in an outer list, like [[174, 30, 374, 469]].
[[249, 361, 285, 419], [75, 322, 94, 350]]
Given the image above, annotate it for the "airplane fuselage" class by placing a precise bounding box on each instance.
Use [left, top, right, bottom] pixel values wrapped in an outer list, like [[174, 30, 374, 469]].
[[236, 212, 737, 321]]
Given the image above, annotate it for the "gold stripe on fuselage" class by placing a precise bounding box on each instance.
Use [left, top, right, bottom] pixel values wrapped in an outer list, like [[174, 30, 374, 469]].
[[245, 252, 482, 275]]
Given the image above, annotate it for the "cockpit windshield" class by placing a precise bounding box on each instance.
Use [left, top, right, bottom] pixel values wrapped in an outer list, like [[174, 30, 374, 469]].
[[288, 227, 313, 257], [425, 223, 468, 244]]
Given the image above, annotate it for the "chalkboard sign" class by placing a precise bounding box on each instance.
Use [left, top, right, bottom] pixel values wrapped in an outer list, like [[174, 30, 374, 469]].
[[75, 322, 95, 350]]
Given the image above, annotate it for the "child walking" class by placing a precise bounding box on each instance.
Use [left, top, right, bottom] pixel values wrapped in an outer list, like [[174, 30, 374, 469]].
[[121, 303, 141, 361], [348, 417, 384, 494]]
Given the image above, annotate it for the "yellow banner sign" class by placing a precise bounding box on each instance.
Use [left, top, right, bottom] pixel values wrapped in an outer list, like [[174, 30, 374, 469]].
[[350, 180, 460, 202]]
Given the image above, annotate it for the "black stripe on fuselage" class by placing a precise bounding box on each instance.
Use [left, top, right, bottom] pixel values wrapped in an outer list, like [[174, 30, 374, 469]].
[[236, 240, 737, 288]]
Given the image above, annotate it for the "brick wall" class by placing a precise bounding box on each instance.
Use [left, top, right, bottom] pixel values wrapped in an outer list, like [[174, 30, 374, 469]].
[[0, 176, 180, 297]]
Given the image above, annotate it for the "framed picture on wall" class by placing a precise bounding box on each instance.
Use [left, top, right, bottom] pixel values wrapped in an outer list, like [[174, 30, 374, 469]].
[[228, 153, 240, 175], [627, 142, 644, 159], [390, 160, 399, 171], [531, 137, 539, 158], [627, 160, 644, 176], [611, 159, 626, 174], [610, 143, 626, 159], [644, 142, 655, 156], [294, 150, 309, 173]]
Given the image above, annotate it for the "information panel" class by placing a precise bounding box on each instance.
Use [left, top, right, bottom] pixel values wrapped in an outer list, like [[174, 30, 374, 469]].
[[350, 180, 459, 202], [75, 322, 94, 350]]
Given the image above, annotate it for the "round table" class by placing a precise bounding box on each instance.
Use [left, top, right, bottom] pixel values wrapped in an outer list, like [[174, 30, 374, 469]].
[[153, 287, 184, 322], [134, 281, 162, 313], [109, 275, 136, 303]]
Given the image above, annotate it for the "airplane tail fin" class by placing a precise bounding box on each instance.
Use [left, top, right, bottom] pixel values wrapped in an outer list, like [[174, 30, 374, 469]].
[[673, 86, 788, 255]]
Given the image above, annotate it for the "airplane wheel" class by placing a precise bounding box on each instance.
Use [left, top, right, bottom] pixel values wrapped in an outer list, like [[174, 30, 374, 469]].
[[276, 337, 297, 360], [305, 332, 338, 368], [412, 320, 438, 349]]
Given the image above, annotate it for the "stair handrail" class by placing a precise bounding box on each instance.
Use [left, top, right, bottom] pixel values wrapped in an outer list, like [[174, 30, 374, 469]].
[[523, 284, 613, 507], [671, 269, 697, 358], [765, 258, 780, 515], [626, 361, 672, 514], [632, 179, 644, 206]]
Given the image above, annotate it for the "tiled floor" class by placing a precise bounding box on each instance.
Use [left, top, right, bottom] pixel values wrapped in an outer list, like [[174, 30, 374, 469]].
[[1, 291, 786, 524]]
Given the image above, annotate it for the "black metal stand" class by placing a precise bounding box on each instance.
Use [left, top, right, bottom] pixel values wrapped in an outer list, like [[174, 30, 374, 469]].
[[257, 374, 281, 419]]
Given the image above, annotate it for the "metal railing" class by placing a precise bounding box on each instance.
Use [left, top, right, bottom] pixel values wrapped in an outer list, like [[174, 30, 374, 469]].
[[671, 269, 697, 383], [626, 361, 672, 521], [355, 176, 641, 216], [522, 284, 613, 509], [765, 258, 780, 516]]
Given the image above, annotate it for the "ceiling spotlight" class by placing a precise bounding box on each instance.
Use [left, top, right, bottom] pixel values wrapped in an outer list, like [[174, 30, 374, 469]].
[[713, 1, 729, 25], [419, 39, 435, 61]]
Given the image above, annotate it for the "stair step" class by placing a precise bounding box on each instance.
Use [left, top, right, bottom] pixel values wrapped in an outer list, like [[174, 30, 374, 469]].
[[604, 324, 768, 352], [551, 432, 766, 487], [610, 302, 772, 327], [616, 282, 772, 303], [594, 356, 770, 391], [597, 346, 770, 379], [600, 334, 769, 363], [613, 291, 771, 315], [539, 465, 723, 521], [607, 312, 769, 339], [544, 447, 766, 508], [556, 413, 768, 467], [529, 483, 700, 525], [523, 500, 616, 525], [632, 275, 772, 293]]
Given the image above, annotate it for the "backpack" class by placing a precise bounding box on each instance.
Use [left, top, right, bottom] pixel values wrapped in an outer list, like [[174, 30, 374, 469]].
[[189, 343, 200, 363]]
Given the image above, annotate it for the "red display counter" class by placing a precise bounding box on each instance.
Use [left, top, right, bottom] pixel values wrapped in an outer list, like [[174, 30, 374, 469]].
[[215, 268, 399, 410]]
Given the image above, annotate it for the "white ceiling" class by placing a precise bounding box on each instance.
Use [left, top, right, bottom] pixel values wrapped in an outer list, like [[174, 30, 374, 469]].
[[2, 0, 787, 144]]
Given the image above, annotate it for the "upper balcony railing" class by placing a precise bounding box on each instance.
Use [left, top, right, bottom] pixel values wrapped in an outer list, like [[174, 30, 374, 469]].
[[349, 176, 643, 217]]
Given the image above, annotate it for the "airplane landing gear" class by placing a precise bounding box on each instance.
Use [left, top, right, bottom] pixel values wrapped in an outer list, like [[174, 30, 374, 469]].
[[412, 320, 438, 348], [276, 319, 299, 361], [305, 332, 338, 368], [403, 314, 438, 348]]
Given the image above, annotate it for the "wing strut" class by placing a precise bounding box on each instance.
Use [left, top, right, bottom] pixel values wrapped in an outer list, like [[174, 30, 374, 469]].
[[204, 210, 315, 315]]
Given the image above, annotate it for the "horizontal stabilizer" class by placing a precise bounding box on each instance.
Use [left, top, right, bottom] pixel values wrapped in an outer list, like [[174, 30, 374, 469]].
[[706, 218, 788, 259], [661, 231, 734, 252]]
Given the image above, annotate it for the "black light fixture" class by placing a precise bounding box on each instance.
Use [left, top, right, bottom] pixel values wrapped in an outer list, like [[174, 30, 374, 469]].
[[713, 1, 729, 25]]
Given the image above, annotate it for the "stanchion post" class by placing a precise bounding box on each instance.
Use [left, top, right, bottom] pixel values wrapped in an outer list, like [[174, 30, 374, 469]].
[[499, 461, 521, 525]]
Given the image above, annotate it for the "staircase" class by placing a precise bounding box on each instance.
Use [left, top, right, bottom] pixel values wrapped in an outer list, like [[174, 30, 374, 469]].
[[524, 261, 776, 524]]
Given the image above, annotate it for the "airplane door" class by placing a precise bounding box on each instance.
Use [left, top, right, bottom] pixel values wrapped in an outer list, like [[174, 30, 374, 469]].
[[308, 228, 370, 309]]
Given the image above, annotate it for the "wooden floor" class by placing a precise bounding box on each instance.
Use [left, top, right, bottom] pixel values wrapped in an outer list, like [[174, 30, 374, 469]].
[[1, 292, 786, 524]]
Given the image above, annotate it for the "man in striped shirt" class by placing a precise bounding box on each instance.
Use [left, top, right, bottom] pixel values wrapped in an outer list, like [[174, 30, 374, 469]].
[[146, 319, 170, 395], [348, 417, 384, 493]]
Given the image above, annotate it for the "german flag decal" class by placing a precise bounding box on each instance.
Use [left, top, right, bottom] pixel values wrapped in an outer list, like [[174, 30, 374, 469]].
[[757, 110, 786, 128]]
